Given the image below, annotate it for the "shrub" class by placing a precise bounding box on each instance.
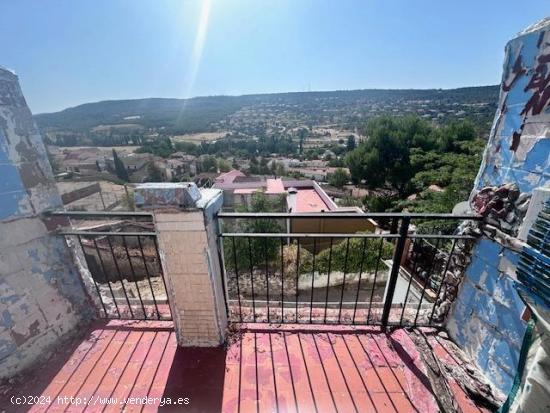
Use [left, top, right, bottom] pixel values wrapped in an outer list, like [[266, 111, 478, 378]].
[[315, 236, 394, 273]]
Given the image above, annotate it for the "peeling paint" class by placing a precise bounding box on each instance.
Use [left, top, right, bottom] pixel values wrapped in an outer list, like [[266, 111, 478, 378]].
[[0, 67, 92, 379], [449, 18, 550, 396]]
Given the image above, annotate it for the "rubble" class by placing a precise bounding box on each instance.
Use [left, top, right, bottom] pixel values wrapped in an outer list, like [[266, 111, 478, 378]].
[[471, 183, 530, 237], [432, 183, 530, 322]]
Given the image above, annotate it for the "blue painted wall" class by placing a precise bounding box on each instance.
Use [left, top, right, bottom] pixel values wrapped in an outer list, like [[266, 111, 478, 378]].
[[0, 120, 33, 219], [0, 67, 91, 378], [447, 19, 550, 395]]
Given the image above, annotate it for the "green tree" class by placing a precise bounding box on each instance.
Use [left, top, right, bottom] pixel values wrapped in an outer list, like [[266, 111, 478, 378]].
[[346, 135, 356, 151], [328, 158, 345, 167], [112, 149, 130, 181], [200, 155, 218, 172], [364, 195, 398, 213], [218, 158, 231, 172], [224, 193, 286, 272], [345, 116, 458, 196], [135, 136, 174, 158], [174, 141, 198, 155], [345, 116, 483, 216], [328, 168, 349, 188], [298, 128, 307, 155]]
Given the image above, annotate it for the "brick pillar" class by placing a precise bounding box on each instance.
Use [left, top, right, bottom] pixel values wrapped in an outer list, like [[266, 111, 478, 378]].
[[135, 184, 227, 346]]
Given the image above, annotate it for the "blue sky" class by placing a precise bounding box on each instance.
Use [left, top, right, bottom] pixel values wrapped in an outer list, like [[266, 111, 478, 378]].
[[1, 0, 548, 114]]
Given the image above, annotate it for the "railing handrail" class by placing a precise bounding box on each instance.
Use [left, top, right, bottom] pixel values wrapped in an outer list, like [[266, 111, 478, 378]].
[[58, 230, 157, 236], [218, 212, 482, 220], [45, 210, 154, 219], [221, 232, 400, 239], [220, 232, 477, 240], [219, 211, 479, 328]]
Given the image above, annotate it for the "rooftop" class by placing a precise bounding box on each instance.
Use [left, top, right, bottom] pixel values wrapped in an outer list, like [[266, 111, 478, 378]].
[[215, 170, 246, 185], [265, 178, 285, 194], [290, 188, 331, 212]]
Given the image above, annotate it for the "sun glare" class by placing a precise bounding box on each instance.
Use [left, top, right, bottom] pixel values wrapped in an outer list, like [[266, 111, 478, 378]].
[[185, 0, 211, 96]]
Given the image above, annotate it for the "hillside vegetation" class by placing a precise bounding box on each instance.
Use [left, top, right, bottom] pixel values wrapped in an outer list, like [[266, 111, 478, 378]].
[[34, 86, 499, 135]]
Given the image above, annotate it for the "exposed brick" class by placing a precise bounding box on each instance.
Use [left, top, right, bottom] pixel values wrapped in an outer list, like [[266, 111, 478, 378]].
[[155, 210, 225, 347], [155, 211, 203, 223], [156, 220, 205, 232]]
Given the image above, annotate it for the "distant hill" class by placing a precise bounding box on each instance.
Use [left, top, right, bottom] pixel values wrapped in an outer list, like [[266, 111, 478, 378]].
[[34, 96, 244, 134], [34, 86, 499, 134]]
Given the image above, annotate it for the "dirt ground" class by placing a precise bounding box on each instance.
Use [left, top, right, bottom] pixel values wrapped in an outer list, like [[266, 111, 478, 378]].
[[172, 131, 228, 143]]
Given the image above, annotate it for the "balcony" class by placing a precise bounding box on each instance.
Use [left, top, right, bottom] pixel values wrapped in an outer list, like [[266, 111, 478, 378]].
[[1, 320, 495, 413], [0, 209, 501, 413], [2, 18, 549, 412]]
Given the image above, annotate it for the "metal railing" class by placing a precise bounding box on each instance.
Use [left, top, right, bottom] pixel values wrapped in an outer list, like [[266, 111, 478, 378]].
[[218, 212, 481, 328], [50, 211, 172, 321]]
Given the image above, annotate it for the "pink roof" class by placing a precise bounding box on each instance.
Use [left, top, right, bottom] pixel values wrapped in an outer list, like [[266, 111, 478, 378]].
[[215, 169, 245, 184], [265, 178, 285, 194], [295, 189, 330, 212]]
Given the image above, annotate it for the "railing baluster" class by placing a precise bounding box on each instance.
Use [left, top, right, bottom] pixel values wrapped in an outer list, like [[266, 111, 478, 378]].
[[106, 235, 134, 318], [248, 238, 256, 322], [295, 238, 301, 323], [77, 235, 108, 318], [381, 217, 410, 327], [152, 237, 171, 317], [399, 237, 420, 326], [92, 237, 121, 318], [280, 238, 285, 324], [211, 213, 480, 327], [428, 239, 457, 325], [414, 238, 441, 326], [352, 238, 367, 324], [390, 217, 398, 235], [324, 237, 334, 323], [137, 235, 160, 320], [264, 237, 270, 323], [338, 237, 351, 323], [309, 237, 317, 324], [367, 237, 385, 325], [121, 235, 147, 319], [232, 237, 243, 323], [216, 230, 230, 319], [51, 211, 173, 321]]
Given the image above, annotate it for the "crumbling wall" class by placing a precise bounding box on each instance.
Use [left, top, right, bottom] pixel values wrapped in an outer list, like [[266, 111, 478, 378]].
[[0, 67, 92, 378], [446, 18, 550, 395]]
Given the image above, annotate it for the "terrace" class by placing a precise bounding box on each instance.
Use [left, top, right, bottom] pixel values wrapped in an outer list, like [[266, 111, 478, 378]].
[[2, 18, 550, 413], [0, 208, 500, 413], [2, 321, 494, 413]]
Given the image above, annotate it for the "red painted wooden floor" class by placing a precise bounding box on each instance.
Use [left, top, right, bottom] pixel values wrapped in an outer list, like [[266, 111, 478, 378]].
[[1, 321, 491, 413]]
